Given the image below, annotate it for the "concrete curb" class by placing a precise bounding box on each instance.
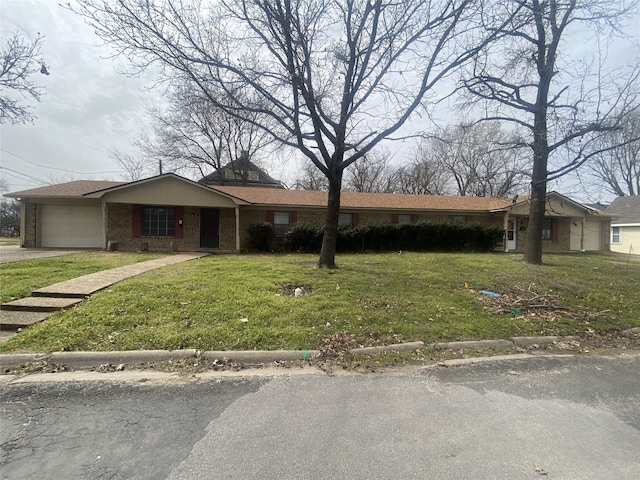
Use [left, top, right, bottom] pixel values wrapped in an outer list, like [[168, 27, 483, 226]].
[[433, 340, 513, 350], [49, 349, 198, 368], [0, 334, 631, 371]]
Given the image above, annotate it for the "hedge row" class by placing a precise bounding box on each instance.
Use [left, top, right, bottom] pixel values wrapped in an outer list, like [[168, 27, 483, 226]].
[[247, 221, 504, 252]]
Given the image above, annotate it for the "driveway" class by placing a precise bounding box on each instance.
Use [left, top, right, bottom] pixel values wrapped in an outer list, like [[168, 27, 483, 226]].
[[0, 246, 83, 264]]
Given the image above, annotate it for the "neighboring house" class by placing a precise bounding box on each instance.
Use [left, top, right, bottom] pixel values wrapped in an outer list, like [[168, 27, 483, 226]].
[[198, 156, 285, 189], [604, 196, 640, 256], [6, 173, 612, 253]]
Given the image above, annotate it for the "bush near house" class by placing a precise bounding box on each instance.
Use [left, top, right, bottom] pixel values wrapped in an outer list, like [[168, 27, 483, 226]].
[[282, 222, 505, 253], [246, 222, 273, 251]]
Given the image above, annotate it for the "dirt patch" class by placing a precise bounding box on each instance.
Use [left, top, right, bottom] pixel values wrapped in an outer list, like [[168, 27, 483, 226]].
[[276, 282, 313, 297]]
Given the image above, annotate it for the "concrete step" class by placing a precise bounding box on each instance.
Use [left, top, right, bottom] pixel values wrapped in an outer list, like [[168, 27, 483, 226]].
[[1, 297, 83, 312], [0, 311, 50, 331]]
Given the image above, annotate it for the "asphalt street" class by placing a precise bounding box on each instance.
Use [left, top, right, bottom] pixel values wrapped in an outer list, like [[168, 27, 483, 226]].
[[1, 353, 639, 479]]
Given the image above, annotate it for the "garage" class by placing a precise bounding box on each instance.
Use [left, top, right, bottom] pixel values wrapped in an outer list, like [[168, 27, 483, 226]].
[[39, 203, 104, 248]]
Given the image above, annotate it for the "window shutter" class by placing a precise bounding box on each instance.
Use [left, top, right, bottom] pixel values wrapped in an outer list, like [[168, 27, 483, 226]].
[[289, 211, 297, 224], [352, 212, 360, 225], [411, 214, 419, 223], [552, 219, 558, 243], [466, 216, 473, 223], [391, 214, 398, 224], [132, 205, 142, 238], [174, 207, 184, 238], [266, 210, 274, 223]]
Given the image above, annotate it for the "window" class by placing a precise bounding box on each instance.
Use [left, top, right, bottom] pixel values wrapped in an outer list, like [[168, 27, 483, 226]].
[[398, 214, 412, 224], [611, 226, 621, 244], [452, 215, 467, 224], [224, 169, 259, 181], [338, 213, 353, 226], [273, 211, 290, 238], [542, 218, 552, 240], [142, 207, 174, 236]]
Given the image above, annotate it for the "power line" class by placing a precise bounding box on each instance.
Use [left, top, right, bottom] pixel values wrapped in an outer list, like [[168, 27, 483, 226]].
[[0, 166, 49, 185], [0, 148, 122, 175]]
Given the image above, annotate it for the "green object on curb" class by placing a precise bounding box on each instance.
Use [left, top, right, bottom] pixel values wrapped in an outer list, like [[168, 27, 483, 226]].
[[302, 350, 309, 359], [510, 306, 523, 316]]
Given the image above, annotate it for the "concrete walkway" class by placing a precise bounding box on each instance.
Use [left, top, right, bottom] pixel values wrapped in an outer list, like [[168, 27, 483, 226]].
[[0, 253, 209, 332]]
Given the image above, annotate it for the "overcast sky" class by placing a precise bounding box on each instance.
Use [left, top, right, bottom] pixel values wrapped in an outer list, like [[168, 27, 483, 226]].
[[1, 1, 638, 202]]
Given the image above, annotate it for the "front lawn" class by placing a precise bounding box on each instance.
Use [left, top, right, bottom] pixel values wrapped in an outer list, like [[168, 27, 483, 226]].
[[1, 252, 638, 354], [0, 252, 166, 303]]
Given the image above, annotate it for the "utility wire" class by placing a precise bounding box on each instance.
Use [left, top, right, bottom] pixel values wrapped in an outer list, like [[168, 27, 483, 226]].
[[0, 166, 49, 185], [0, 148, 122, 175]]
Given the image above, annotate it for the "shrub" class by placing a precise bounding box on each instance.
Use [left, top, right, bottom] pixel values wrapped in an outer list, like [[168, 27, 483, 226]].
[[284, 223, 324, 252], [246, 223, 273, 251], [283, 221, 504, 253]]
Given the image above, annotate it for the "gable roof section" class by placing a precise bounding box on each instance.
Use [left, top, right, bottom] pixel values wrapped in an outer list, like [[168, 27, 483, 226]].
[[5, 180, 124, 198], [198, 159, 284, 188], [212, 186, 512, 211], [604, 196, 640, 224]]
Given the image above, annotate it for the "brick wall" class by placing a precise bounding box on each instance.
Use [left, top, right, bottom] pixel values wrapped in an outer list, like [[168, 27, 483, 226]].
[[21, 202, 37, 248], [106, 204, 204, 252]]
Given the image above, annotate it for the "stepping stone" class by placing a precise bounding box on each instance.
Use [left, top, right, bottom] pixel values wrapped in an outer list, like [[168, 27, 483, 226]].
[[0, 297, 83, 312], [0, 311, 50, 331]]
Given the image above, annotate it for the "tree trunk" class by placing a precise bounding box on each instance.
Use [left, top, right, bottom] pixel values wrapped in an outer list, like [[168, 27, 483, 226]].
[[523, 107, 549, 265], [318, 168, 343, 269]]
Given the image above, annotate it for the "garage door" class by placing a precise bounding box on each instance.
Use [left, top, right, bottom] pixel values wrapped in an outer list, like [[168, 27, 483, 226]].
[[583, 219, 602, 251], [40, 204, 103, 248]]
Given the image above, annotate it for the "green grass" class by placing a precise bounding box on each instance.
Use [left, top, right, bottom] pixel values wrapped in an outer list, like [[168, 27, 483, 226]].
[[0, 252, 166, 303], [1, 252, 638, 353], [0, 237, 20, 246]]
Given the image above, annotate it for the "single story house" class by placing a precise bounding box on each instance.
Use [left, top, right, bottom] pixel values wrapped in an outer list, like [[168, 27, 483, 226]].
[[604, 196, 640, 256], [6, 173, 612, 253]]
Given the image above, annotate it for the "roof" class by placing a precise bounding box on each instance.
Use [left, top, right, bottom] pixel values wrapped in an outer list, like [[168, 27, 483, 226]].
[[5, 180, 124, 198], [198, 159, 284, 188], [211, 186, 513, 211], [604, 196, 640, 224]]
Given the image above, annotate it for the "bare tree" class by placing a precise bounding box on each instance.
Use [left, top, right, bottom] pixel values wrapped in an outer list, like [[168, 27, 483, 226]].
[[71, 0, 518, 268], [588, 110, 640, 196], [110, 150, 157, 181], [140, 79, 276, 179], [418, 123, 529, 197], [462, 0, 640, 264], [292, 161, 329, 191], [0, 31, 47, 124], [344, 149, 397, 193], [394, 157, 451, 195]]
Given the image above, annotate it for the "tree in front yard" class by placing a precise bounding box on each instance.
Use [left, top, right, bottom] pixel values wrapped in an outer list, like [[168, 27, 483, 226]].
[[70, 0, 520, 268], [462, 0, 640, 264]]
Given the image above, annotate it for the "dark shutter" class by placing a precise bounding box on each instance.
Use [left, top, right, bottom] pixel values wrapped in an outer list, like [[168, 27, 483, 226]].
[[174, 207, 184, 238], [266, 210, 274, 223], [132, 205, 142, 238], [411, 214, 419, 223], [352, 212, 360, 225], [289, 211, 297, 224], [391, 214, 398, 224]]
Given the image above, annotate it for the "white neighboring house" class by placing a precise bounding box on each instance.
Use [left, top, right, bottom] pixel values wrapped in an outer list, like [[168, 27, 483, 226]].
[[604, 196, 640, 256]]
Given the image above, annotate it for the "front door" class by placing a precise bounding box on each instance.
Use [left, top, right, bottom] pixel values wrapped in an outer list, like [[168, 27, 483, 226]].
[[507, 219, 516, 250], [200, 208, 220, 248]]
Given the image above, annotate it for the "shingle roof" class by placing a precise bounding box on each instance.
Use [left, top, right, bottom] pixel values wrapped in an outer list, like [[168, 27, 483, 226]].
[[5, 180, 124, 198], [212, 186, 513, 211], [604, 196, 640, 224]]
